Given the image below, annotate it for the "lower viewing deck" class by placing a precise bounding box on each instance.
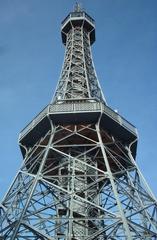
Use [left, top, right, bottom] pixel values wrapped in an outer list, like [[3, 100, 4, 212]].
[[19, 101, 138, 157]]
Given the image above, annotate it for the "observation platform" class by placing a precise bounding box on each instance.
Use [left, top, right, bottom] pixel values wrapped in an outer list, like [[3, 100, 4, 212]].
[[19, 101, 138, 158], [61, 11, 95, 45]]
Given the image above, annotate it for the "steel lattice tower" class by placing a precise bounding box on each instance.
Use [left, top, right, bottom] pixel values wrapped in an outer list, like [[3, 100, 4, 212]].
[[0, 5, 157, 240]]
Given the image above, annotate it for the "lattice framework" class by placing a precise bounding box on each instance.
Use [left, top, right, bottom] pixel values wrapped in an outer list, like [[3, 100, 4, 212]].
[[0, 118, 157, 239], [0, 5, 157, 240]]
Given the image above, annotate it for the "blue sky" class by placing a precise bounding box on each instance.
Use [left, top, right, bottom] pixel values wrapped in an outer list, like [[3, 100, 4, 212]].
[[0, 0, 157, 200]]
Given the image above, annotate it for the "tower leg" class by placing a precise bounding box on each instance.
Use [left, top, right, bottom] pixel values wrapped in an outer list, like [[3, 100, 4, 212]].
[[1, 121, 157, 239]]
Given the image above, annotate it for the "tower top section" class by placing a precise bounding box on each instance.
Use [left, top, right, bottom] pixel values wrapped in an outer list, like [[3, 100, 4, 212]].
[[61, 5, 95, 45], [53, 5, 104, 103]]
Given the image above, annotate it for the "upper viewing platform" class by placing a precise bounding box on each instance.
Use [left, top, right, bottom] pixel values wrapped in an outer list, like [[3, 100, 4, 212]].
[[61, 4, 95, 45]]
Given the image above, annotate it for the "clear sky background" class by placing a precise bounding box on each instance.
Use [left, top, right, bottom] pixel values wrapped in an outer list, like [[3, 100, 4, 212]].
[[0, 0, 157, 200]]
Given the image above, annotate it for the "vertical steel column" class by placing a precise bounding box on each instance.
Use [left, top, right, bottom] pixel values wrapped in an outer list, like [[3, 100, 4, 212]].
[[10, 120, 55, 240], [96, 120, 132, 239]]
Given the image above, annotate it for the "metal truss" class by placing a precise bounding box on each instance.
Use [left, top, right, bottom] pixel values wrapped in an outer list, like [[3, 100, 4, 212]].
[[1, 5, 157, 240], [0, 120, 157, 239], [53, 25, 105, 103]]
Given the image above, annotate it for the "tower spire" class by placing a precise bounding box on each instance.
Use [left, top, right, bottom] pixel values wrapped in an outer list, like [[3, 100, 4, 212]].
[[74, 2, 82, 12]]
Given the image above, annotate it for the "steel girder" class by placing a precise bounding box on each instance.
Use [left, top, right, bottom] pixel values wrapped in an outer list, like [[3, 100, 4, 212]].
[[1, 6, 157, 240], [53, 25, 105, 103], [0, 119, 157, 239]]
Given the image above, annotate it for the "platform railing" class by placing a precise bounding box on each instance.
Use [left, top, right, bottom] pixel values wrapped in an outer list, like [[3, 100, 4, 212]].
[[19, 105, 49, 139], [61, 12, 95, 27], [19, 102, 137, 141]]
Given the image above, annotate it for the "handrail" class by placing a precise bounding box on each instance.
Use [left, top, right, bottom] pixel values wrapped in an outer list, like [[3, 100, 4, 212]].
[[61, 12, 95, 27]]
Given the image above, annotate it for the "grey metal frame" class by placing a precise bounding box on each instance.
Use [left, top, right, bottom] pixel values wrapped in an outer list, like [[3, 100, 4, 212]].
[[1, 120, 157, 239], [0, 5, 157, 240], [53, 18, 105, 103], [18, 101, 137, 142]]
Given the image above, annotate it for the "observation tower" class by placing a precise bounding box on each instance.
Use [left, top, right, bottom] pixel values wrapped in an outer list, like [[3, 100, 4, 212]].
[[0, 4, 157, 239]]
